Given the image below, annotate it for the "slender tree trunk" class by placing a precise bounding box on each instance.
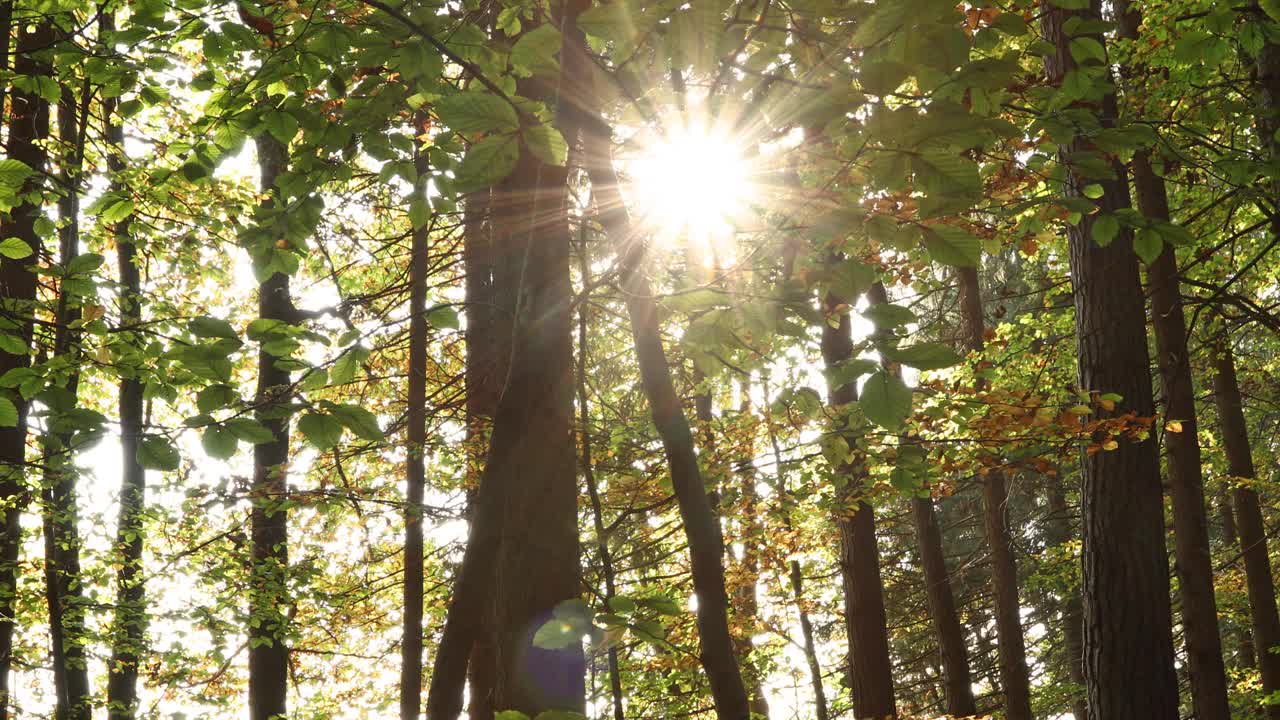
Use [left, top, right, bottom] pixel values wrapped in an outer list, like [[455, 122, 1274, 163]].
[[400, 120, 429, 720], [43, 78, 91, 720], [426, 12, 584, 716], [248, 134, 291, 720], [733, 393, 769, 719], [1045, 474, 1087, 720], [0, 20, 53, 719], [910, 495, 976, 717], [577, 246, 624, 720], [956, 265, 1031, 720], [569, 25, 750, 714], [1213, 334, 1280, 718], [827, 283, 896, 719], [1112, 6, 1233, 719], [1041, 4, 1180, 717], [763, 375, 828, 720], [1218, 492, 1258, 670], [103, 9, 146, 716]]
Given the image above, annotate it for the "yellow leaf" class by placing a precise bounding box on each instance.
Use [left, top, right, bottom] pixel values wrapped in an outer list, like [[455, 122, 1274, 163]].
[[1102, 439, 1119, 451], [1165, 420, 1183, 433]]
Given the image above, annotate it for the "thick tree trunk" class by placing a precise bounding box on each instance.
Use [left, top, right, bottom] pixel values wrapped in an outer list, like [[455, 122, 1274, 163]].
[[400, 125, 429, 720], [1045, 475, 1087, 720], [102, 13, 146, 720], [957, 265, 1032, 720], [248, 134, 292, 720], [0, 19, 54, 720], [828, 283, 895, 720], [1041, 4, 1180, 718], [1213, 335, 1280, 718], [1113, 6, 1233, 719], [426, 14, 583, 717], [910, 495, 976, 717], [43, 79, 91, 720]]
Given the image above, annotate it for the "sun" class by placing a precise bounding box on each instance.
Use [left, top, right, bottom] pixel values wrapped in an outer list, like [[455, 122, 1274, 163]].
[[626, 124, 756, 254]]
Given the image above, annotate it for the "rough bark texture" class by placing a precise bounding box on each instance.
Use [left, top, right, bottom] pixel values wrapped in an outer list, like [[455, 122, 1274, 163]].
[[1041, 4, 1181, 718], [1213, 335, 1280, 719], [827, 283, 895, 719], [102, 13, 146, 719], [43, 80, 92, 720], [957, 265, 1031, 720], [571, 30, 749, 714], [1113, 6, 1232, 718], [0, 19, 54, 720], [248, 134, 292, 720], [910, 495, 975, 717], [426, 12, 583, 716], [400, 132, 429, 720]]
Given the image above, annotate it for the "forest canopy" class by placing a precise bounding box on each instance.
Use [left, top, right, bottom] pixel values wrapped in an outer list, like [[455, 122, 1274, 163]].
[[0, 0, 1277, 718]]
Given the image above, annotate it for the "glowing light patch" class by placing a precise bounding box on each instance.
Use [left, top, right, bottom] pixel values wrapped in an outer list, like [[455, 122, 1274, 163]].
[[627, 126, 755, 250]]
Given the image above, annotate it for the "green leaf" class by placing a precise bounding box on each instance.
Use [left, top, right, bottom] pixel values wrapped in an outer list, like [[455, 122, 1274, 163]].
[[0, 237, 33, 259], [225, 417, 276, 444], [511, 24, 561, 78], [454, 135, 519, 194], [1091, 214, 1119, 247], [298, 412, 344, 450], [1068, 37, 1106, 64], [201, 426, 238, 459], [859, 370, 912, 430], [197, 384, 239, 413], [189, 316, 239, 340], [576, 3, 632, 41], [137, 435, 180, 471], [922, 225, 980, 267], [607, 596, 636, 614], [1133, 228, 1163, 265], [0, 335, 27, 355], [0, 159, 34, 188], [328, 404, 382, 441], [331, 345, 369, 384], [495, 713, 531, 720], [524, 123, 568, 167], [861, 303, 916, 329], [426, 305, 459, 330], [434, 92, 519, 134], [884, 342, 963, 370], [67, 253, 104, 275], [263, 110, 299, 145], [0, 397, 16, 427]]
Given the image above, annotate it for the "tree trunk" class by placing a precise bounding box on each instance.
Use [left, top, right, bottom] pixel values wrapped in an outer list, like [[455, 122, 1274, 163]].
[[1045, 475, 1087, 720], [400, 120, 429, 720], [1112, 6, 1233, 719], [957, 265, 1032, 720], [578, 246, 625, 720], [828, 283, 896, 720], [248, 134, 292, 720], [910, 495, 976, 717], [733, 393, 770, 719], [101, 13, 146, 720], [1218, 492, 1258, 670], [0, 20, 53, 719], [569, 26, 750, 715], [1213, 334, 1280, 718], [426, 13, 583, 716], [1041, 4, 1180, 718], [43, 77, 92, 720]]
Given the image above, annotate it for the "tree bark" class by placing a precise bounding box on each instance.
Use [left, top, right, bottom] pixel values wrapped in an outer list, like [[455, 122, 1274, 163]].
[[248, 134, 292, 720], [733, 393, 770, 719], [0, 18, 54, 720], [1041, 4, 1180, 718], [42, 76, 91, 720], [909, 495, 976, 717], [101, 13, 146, 720], [568, 26, 750, 714], [828, 283, 896, 720], [400, 119, 429, 720], [1112, 6, 1233, 719], [426, 12, 584, 716], [1045, 475, 1087, 720], [957, 265, 1032, 720], [1218, 492, 1258, 670], [1213, 334, 1280, 719]]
